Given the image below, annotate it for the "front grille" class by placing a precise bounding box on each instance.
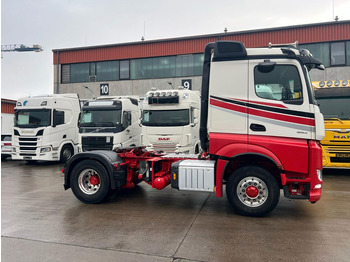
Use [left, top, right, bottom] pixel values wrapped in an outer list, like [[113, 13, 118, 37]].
[[20, 147, 37, 150], [19, 137, 37, 142], [18, 136, 38, 154], [82, 136, 113, 151], [152, 143, 177, 153], [20, 153, 36, 156], [330, 157, 350, 163]]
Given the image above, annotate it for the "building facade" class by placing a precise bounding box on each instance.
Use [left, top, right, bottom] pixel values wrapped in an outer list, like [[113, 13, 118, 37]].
[[53, 21, 350, 99], [1, 98, 16, 134]]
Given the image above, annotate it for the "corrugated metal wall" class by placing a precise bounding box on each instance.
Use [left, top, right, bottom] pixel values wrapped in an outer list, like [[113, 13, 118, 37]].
[[53, 21, 350, 65], [1, 100, 16, 114]]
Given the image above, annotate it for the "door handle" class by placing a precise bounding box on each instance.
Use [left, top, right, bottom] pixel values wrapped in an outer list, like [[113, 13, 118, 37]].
[[250, 123, 266, 132]]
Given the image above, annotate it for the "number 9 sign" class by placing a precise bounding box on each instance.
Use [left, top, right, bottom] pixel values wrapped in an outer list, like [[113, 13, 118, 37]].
[[181, 79, 192, 90]]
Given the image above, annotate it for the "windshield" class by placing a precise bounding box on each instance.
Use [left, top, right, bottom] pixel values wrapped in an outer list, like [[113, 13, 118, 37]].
[[142, 109, 189, 126], [317, 98, 350, 120], [79, 109, 122, 133], [14, 109, 51, 128]]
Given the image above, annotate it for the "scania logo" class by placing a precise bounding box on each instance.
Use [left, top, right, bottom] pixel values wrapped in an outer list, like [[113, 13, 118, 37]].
[[334, 135, 350, 139], [22, 130, 34, 134], [158, 137, 170, 141]]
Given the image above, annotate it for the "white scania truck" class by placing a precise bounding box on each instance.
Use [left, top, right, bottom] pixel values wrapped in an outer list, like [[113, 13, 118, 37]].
[[141, 88, 201, 154], [78, 96, 142, 152], [12, 94, 80, 162]]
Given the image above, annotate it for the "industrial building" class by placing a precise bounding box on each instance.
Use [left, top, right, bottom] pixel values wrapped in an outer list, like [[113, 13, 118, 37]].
[[1, 98, 16, 134], [53, 20, 350, 99]]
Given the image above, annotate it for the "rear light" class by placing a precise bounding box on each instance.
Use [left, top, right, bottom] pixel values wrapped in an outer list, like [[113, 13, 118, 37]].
[[4, 143, 11, 146]]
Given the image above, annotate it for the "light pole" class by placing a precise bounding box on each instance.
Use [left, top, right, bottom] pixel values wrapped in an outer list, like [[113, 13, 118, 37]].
[[84, 86, 96, 99]]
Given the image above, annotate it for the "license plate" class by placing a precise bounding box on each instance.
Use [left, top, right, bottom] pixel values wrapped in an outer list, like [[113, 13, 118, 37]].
[[336, 153, 350, 158], [24, 156, 32, 160]]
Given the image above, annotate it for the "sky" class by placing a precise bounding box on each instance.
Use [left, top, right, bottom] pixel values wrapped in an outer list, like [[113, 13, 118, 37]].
[[1, 0, 350, 100]]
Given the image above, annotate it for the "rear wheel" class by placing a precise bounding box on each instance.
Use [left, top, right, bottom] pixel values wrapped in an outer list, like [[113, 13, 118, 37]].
[[226, 166, 280, 217], [70, 160, 110, 204]]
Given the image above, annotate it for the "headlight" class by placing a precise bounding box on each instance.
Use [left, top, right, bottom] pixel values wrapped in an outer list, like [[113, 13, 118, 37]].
[[40, 147, 52, 153]]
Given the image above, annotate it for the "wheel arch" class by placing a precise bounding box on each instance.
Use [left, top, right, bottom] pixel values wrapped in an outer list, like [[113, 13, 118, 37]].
[[58, 141, 75, 160], [64, 151, 125, 191], [222, 153, 283, 189]]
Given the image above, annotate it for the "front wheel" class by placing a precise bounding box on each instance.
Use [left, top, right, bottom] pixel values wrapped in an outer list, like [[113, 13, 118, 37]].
[[60, 145, 73, 163], [226, 166, 280, 217], [70, 160, 110, 204]]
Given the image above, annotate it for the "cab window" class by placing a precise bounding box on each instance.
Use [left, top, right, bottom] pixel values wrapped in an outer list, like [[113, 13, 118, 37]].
[[254, 64, 303, 104]]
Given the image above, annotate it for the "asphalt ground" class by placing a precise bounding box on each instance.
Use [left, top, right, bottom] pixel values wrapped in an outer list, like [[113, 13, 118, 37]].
[[1, 159, 350, 262]]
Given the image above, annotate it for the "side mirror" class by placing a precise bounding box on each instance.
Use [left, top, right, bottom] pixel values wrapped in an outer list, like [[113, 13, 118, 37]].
[[52, 109, 57, 127]]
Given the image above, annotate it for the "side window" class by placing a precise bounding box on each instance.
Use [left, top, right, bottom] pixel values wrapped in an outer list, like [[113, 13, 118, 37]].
[[254, 64, 303, 103], [53, 110, 65, 126], [122, 111, 132, 129]]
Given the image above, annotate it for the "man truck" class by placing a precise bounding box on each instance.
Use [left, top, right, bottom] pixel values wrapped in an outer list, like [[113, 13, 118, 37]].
[[12, 94, 80, 162], [141, 88, 201, 154], [63, 41, 325, 216], [78, 96, 142, 152], [313, 80, 350, 169]]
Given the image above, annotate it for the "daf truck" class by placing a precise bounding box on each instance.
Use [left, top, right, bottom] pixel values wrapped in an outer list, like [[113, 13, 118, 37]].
[[78, 96, 142, 152], [314, 80, 350, 169], [12, 94, 80, 162], [141, 88, 201, 154], [64, 41, 325, 217]]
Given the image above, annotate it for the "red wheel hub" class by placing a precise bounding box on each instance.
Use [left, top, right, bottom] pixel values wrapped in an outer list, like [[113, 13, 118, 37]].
[[90, 175, 100, 185], [246, 186, 259, 198]]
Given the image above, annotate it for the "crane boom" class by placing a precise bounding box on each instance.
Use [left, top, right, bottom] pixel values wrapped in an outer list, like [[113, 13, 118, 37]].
[[1, 44, 43, 52]]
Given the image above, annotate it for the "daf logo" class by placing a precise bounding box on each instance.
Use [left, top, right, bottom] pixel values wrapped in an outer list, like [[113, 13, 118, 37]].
[[334, 135, 350, 139], [158, 137, 170, 141]]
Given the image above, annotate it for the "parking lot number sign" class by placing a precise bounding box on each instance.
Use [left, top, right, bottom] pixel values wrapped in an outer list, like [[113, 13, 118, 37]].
[[100, 84, 109, 95], [182, 79, 192, 90]]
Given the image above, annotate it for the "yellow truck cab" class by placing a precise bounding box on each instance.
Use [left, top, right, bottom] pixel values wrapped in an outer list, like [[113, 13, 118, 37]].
[[314, 80, 350, 169]]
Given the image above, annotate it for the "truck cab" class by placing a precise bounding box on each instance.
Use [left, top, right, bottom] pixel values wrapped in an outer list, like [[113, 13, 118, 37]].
[[78, 96, 142, 151], [141, 88, 201, 154], [314, 82, 350, 168], [12, 94, 80, 162]]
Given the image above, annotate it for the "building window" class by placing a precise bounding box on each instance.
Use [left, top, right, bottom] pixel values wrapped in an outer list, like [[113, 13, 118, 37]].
[[330, 42, 346, 66], [70, 63, 90, 83], [346, 41, 350, 66], [176, 55, 194, 77], [61, 53, 204, 83], [194, 54, 204, 75], [61, 65, 70, 83], [299, 43, 330, 67], [120, 60, 130, 80], [96, 61, 119, 81]]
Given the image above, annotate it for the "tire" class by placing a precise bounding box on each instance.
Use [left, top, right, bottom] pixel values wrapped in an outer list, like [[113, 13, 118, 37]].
[[70, 160, 110, 204], [226, 166, 280, 217], [60, 145, 73, 163]]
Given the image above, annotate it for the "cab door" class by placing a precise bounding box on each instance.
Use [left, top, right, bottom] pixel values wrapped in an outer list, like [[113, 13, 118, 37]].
[[247, 59, 314, 174], [247, 59, 313, 140]]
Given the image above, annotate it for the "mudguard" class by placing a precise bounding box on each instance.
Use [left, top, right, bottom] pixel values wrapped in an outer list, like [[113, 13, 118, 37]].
[[63, 150, 126, 190]]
